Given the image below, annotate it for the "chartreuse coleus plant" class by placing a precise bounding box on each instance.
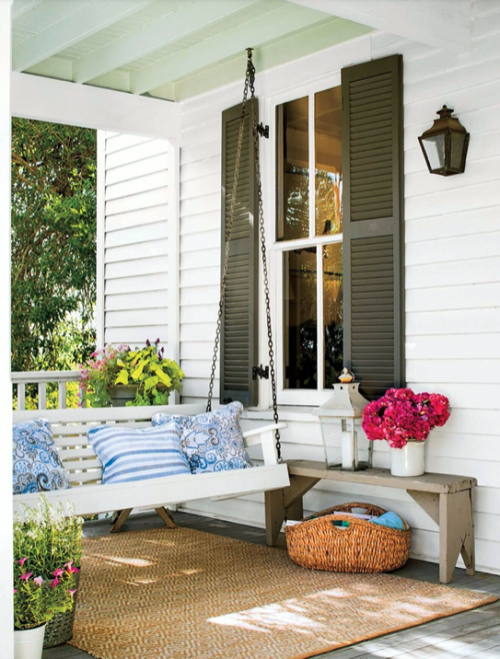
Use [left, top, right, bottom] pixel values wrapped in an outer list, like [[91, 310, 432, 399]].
[[114, 339, 184, 406], [80, 339, 184, 407]]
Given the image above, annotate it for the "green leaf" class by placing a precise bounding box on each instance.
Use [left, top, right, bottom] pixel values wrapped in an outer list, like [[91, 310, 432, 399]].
[[115, 370, 129, 385]]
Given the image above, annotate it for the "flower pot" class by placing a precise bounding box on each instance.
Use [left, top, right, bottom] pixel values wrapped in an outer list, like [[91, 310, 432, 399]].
[[14, 624, 46, 659], [43, 572, 80, 648], [390, 441, 425, 477], [110, 385, 137, 407]]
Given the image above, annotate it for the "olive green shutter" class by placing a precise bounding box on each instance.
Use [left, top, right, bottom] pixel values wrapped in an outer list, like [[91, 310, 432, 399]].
[[341, 55, 404, 399], [220, 98, 259, 406]]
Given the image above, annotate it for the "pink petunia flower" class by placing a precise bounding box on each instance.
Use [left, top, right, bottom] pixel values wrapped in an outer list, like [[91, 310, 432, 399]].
[[13, 589, 17, 594], [51, 577, 59, 589], [67, 589, 78, 599], [16, 557, 28, 567], [33, 576, 44, 587], [53, 568, 64, 578], [19, 572, 32, 582]]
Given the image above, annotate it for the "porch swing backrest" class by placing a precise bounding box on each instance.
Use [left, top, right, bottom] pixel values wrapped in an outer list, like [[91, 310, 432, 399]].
[[12, 404, 289, 518]]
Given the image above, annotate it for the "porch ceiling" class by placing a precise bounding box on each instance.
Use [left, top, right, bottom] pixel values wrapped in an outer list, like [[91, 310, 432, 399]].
[[10, 0, 372, 102]]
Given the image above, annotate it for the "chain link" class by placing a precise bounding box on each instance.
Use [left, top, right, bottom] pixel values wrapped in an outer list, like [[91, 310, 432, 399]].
[[206, 49, 282, 463]]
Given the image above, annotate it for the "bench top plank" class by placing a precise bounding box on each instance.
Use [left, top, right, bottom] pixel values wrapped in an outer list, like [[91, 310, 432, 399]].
[[287, 460, 477, 494]]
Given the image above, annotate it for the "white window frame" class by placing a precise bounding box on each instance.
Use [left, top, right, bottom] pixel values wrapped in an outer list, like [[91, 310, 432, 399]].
[[262, 72, 344, 407]]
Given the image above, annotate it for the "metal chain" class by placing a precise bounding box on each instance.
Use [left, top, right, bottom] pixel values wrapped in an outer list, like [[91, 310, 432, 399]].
[[206, 49, 282, 464]]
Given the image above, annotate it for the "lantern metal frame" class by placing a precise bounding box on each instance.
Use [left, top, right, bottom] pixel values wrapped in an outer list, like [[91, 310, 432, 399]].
[[314, 382, 372, 471], [418, 105, 470, 176]]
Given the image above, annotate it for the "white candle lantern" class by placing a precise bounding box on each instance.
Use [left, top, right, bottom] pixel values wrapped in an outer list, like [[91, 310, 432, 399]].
[[314, 376, 372, 471]]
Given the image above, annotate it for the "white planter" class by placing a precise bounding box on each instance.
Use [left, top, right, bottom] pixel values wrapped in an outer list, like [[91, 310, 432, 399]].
[[390, 441, 425, 477], [14, 624, 46, 659]]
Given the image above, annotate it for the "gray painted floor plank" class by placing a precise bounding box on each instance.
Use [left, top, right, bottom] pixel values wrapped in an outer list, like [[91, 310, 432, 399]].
[[43, 511, 500, 659]]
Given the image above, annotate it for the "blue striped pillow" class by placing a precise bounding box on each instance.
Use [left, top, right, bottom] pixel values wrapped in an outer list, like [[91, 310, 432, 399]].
[[88, 423, 191, 485]]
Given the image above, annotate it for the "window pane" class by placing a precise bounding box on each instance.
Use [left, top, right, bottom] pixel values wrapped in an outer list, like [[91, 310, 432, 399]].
[[323, 243, 343, 389], [277, 97, 309, 241], [315, 86, 342, 237], [283, 248, 317, 389]]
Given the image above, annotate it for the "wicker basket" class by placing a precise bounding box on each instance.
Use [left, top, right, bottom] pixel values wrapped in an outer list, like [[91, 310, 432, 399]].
[[285, 502, 411, 573], [43, 573, 80, 648]]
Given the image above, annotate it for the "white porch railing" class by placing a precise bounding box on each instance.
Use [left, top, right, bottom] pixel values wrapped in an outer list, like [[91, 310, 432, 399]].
[[11, 371, 85, 410]]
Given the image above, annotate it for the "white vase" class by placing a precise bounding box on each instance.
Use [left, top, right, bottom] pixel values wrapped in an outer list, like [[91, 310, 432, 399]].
[[390, 441, 425, 477], [14, 624, 46, 659]]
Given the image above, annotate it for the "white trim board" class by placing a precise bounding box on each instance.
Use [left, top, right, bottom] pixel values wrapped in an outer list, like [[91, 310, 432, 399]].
[[11, 73, 181, 142]]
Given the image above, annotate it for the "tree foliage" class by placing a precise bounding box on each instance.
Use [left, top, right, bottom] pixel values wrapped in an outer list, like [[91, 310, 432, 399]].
[[11, 119, 97, 373]]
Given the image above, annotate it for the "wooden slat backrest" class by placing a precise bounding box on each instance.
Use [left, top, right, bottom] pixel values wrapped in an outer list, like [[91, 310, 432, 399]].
[[13, 404, 206, 487]]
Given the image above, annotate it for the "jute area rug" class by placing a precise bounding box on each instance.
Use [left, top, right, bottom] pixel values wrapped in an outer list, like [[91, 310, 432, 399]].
[[70, 527, 497, 659]]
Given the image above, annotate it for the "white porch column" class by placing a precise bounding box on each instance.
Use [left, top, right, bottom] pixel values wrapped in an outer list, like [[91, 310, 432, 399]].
[[0, 0, 14, 653]]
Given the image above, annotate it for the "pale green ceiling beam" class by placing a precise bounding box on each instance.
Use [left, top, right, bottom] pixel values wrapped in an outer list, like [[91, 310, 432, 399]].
[[12, 0, 44, 21], [13, 0, 156, 72], [171, 17, 372, 101], [76, 0, 262, 85], [131, 2, 330, 95]]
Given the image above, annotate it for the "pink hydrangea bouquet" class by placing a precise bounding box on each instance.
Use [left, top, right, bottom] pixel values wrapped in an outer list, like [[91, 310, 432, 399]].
[[362, 388, 450, 449]]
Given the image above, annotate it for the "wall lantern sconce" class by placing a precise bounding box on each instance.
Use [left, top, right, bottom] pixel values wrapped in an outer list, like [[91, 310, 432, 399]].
[[418, 105, 470, 176], [314, 370, 372, 471]]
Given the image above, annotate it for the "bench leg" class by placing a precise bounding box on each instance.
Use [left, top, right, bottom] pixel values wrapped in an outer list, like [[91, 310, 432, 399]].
[[110, 508, 132, 533], [155, 507, 177, 529], [265, 475, 319, 547], [265, 490, 286, 547], [439, 490, 475, 584]]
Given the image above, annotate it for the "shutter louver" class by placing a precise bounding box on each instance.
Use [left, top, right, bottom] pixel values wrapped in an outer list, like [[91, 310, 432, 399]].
[[220, 98, 259, 406], [342, 55, 404, 400]]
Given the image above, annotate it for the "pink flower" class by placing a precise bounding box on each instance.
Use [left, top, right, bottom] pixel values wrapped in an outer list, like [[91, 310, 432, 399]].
[[33, 576, 44, 587], [53, 568, 64, 578], [362, 388, 450, 449], [51, 577, 59, 589], [67, 589, 77, 599], [13, 589, 17, 594], [64, 561, 79, 574], [19, 572, 32, 582], [16, 557, 28, 567]]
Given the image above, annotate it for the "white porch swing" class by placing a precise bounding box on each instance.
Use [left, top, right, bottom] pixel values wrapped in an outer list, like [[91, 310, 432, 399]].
[[13, 50, 290, 529]]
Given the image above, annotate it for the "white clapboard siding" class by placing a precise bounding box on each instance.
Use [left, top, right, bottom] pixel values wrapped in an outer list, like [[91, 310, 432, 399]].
[[97, 130, 174, 356], [175, 1, 500, 575]]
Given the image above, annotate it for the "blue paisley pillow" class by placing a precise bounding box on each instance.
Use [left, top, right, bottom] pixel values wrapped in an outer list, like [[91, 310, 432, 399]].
[[152, 402, 252, 474], [13, 419, 70, 495]]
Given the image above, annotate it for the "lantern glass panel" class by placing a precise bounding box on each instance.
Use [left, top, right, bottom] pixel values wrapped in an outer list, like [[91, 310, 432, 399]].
[[450, 132, 466, 171], [421, 133, 446, 171]]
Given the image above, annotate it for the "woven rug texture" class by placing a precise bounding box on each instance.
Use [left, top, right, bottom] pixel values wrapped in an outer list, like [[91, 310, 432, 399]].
[[70, 527, 497, 659]]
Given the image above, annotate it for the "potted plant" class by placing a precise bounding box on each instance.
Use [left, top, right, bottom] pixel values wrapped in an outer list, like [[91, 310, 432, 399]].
[[13, 497, 82, 658], [362, 388, 450, 477], [79, 339, 184, 407]]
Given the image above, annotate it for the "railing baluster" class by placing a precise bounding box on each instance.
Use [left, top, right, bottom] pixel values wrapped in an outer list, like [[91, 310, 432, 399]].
[[38, 382, 47, 411], [58, 382, 67, 410], [18, 383, 26, 411]]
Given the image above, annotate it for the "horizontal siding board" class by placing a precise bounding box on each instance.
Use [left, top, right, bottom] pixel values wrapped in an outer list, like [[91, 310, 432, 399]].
[[105, 308, 169, 329], [105, 254, 168, 280], [106, 139, 169, 170], [105, 222, 169, 249], [106, 153, 169, 186], [105, 274, 168, 295], [105, 187, 169, 216], [105, 326, 168, 345], [105, 239, 168, 264], [105, 171, 168, 201], [105, 204, 169, 232], [105, 290, 167, 312]]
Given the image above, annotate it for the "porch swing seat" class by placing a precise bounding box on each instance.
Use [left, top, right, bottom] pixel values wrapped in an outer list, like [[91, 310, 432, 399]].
[[13, 404, 290, 525]]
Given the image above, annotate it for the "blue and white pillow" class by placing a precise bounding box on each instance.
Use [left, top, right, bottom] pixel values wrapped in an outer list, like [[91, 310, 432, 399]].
[[88, 423, 191, 485], [152, 402, 252, 474], [13, 419, 70, 495]]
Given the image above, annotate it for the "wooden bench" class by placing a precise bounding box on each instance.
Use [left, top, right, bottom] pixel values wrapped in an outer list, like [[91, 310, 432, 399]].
[[13, 404, 290, 532], [265, 460, 476, 584]]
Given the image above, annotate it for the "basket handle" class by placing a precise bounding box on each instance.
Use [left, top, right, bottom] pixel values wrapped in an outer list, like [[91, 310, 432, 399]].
[[303, 501, 386, 522]]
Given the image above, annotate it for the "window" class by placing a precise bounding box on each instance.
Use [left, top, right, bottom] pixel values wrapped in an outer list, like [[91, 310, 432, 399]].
[[276, 86, 343, 393]]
